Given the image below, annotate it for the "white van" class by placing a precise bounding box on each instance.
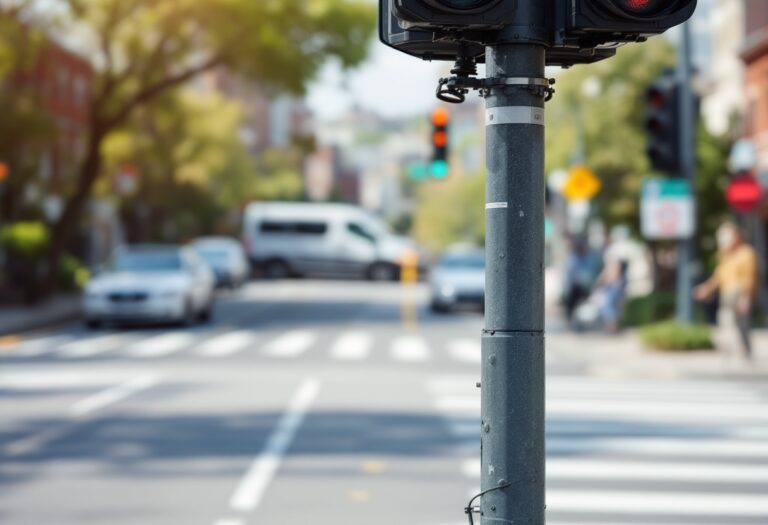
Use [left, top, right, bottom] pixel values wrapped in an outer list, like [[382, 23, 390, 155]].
[[242, 202, 418, 280]]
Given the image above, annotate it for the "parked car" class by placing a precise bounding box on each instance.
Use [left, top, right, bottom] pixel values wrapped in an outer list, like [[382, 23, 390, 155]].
[[429, 247, 485, 313], [242, 201, 420, 280], [193, 236, 249, 288], [83, 244, 215, 328]]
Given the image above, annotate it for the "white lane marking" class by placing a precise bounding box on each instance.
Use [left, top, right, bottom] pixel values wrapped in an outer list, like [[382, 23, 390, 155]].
[[197, 330, 257, 357], [547, 489, 768, 518], [447, 339, 480, 364], [391, 335, 430, 362], [0, 370, 126, 389], [262, 331, 316, 358], [329, 331, 372, 361], [57, 333, 126, 358], [126, 332, 196, 358], [461, 458, 768, 483], [212, 520, 243, 525], [69, 373, 160, 417], [229, 378, 321, 511], [14, 335, 73, 356], [548, 436, 768, 458], [4, 426, 72, 456], [547, 398, 768, 422]]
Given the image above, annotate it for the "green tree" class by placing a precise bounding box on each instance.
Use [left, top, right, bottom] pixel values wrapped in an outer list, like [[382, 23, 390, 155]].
[[411, 172, 485, 251], [546, 38, 731, 266], [12, 0, 374, 288]]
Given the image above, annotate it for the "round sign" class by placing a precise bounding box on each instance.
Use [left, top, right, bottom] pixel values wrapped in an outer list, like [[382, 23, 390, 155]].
[[726, 173, 763, 213]]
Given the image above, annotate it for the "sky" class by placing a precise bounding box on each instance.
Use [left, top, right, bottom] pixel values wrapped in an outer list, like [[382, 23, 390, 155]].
[[306, 40, 444, 121]]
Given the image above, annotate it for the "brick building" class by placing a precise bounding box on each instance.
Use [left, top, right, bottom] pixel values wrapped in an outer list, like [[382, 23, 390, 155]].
[[8, 31, 93, 193]]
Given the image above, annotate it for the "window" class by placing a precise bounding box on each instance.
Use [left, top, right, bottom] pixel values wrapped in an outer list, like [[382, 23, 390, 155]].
[[347, 223, 376, 242], [260, 221, 327, 235]]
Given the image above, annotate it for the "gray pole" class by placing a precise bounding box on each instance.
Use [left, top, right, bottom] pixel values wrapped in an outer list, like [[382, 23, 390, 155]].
[[481, 42, 546, 523], [676, 21, 696, 324]]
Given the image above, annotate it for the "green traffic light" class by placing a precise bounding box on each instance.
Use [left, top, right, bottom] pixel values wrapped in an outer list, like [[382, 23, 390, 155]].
[[430, 160, 449, 179]]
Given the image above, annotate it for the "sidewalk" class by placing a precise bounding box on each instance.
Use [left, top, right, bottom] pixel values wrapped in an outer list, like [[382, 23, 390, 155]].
[[0, 295, 81, 336], [548, 324, 768, 381]]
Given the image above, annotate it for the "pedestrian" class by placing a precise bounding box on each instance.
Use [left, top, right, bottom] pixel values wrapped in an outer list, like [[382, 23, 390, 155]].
[[563, 238, 594, 327], [597, 257, 628, 334], [693, 222, 758, 360]]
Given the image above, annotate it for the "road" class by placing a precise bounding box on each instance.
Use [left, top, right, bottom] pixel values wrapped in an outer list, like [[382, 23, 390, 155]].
[[1, 280, 767, 525]]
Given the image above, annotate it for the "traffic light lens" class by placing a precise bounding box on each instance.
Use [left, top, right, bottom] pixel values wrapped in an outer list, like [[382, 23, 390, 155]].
[[434, 0, 496, 10], [612, 0, 673, 16]]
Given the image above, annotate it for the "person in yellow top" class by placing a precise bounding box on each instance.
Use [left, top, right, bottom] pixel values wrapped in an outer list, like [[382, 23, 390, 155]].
[[693, 222, 758, 359]]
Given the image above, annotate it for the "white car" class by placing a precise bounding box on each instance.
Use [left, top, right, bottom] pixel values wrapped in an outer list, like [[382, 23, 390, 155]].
[[242, 201, 421, 280], [83, 245, 215, 328], [193, 236, 250, 288]]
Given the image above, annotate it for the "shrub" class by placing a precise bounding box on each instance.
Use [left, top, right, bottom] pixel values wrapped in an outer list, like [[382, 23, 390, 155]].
[[639, 321, 714, 351], [58, 254, 90, 290], [623, 291, 676, 327], [0, 221, 50, 260]]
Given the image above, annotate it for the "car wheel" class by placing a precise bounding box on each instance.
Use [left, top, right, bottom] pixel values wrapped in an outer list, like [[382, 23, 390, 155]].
[[367, 262, 398, 282], [264, 259, 290, 280], [430, 301, 450, 314], [178, 300, 196, 327], [199, 301, 213, 322], [85, 319, 102, 329]]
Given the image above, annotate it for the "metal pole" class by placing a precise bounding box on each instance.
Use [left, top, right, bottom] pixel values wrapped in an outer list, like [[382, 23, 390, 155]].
[[481, 42, 546, 523], [676, 21, 696, 324]]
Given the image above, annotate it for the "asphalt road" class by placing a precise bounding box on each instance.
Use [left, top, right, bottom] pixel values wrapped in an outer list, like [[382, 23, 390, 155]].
[[1, 280, 767, 525]]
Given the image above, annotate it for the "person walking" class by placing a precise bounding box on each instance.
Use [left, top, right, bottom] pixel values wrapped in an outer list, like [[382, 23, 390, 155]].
[[693, 222, 758, 360]]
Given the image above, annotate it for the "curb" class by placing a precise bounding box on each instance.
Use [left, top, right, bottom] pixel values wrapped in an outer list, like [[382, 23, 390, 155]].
[[0, 296, 82, 336]]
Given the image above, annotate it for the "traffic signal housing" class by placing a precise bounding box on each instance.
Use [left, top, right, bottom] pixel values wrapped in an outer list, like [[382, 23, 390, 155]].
[[563, 1, 698, 45], [645, 73, 680, 173], [391, 0, 519, 31], [431, 108, 450, 179]]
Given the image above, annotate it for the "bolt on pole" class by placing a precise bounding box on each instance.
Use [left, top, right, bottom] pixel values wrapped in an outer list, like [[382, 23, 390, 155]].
[[481, 42, 547, 523]]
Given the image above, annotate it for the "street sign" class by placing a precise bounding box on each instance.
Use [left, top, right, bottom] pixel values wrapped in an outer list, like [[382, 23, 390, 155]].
[[640, 178, 695, 240], [726, 173, 763, 213], [562, 165, 601, 201]]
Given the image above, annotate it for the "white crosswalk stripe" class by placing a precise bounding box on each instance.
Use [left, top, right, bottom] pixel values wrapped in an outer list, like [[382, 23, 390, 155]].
[[125, 332, 197, 358], [196, 330, 257, 357], [57, 333, 127, 358], [329, 331, 372, 361], [261, 330, 316, 358], [429, 374, 768, 524], [390, 334, 430, 362], [13, 334, 73, 357], [446, 339, 480, 364]]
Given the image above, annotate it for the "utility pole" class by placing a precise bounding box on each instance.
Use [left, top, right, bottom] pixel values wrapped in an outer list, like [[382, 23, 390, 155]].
[[481, 42, 547, 523], [380, 1, 698, 523], [676, 21, 697, 324]]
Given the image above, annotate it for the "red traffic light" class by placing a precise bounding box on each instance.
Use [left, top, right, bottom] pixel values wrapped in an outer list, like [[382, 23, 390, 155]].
[[597, 0, 693, 20]]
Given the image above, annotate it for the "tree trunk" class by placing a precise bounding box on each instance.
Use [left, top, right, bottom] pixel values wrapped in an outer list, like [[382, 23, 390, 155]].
[[44, 127, 105, 293]]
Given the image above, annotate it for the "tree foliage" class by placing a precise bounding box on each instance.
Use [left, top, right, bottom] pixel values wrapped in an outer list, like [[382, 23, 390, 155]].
[[5, 0, 375, 287]]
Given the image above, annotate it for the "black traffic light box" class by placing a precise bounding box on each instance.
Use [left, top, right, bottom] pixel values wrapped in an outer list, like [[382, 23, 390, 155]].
[[645, 73, 680, 173], [380, 0, 697, 67]]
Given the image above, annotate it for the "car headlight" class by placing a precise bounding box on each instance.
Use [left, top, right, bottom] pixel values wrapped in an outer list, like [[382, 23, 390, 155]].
[[440, 284, 456, 297]]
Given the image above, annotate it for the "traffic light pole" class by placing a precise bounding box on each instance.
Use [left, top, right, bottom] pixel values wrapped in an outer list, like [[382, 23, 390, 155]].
[[676, 21, 696, 324], [480, 42, 546, 523]]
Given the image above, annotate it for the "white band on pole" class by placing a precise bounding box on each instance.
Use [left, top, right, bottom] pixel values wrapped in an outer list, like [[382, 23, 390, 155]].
[[486, 106, 544, 126]]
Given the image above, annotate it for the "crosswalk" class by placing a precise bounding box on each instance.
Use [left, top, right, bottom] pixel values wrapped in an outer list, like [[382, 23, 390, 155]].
[[3, 329, 484, 366], [428, 375, 768, 524]]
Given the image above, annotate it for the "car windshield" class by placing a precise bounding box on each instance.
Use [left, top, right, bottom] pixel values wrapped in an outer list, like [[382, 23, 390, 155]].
[[111, 250, 183, 272], [440, 253, 485, 269]]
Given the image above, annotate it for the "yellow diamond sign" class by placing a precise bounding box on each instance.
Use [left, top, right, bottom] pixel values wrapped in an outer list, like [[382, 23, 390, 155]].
[[562, 165, 601, 202]]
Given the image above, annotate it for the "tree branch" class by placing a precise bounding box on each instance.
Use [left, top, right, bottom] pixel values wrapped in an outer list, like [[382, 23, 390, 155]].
[[102, 53, 223, 131]]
